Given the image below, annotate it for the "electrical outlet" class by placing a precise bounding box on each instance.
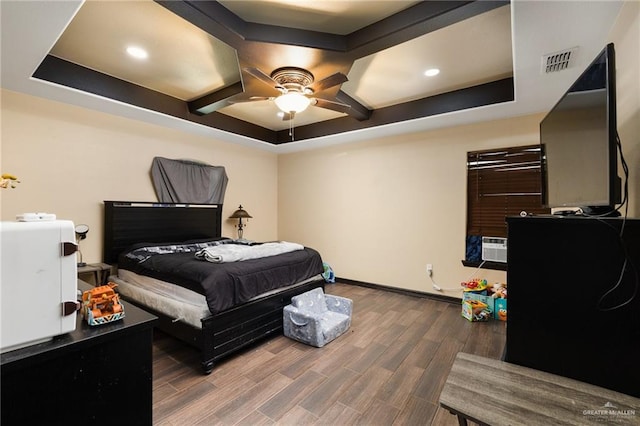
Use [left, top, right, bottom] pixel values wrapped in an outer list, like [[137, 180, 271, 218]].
[[426, 264, 433, 276]]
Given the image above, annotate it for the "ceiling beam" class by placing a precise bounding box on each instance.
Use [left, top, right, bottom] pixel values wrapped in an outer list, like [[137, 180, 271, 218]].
[[188, 81, 244, 115], [33, 55, 278, 143], [333, 91, 371, 122], [346, 1, 508, 58], [275, 77, 514, 144], [159, 1, 348, 52]]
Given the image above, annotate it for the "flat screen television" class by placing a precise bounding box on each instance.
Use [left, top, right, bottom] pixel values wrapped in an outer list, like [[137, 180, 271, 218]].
[[540, 43, 621, 216]]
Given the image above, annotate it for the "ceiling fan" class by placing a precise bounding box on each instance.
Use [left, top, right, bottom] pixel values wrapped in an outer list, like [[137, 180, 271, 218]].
[[232, 67, 352, 120]]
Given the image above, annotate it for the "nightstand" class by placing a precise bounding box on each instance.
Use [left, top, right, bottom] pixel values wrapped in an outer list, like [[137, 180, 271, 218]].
[[77, 262, 112, 285]]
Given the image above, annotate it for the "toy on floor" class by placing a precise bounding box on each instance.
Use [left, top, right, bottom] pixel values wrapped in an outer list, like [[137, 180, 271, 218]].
[[488, 283, 507, 321], [488, 282, 507, 299], [461, 299, 491, 321], [461, 278, 488, 292], [496, 306, 508, 321]]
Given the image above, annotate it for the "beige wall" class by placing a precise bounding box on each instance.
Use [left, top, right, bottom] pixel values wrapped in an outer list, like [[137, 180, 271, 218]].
[[278, 114, 541, 295], [0, 90, 279, 263]]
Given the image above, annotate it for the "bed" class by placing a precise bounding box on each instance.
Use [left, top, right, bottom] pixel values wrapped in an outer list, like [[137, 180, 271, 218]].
[[103, 201, 325, 374]]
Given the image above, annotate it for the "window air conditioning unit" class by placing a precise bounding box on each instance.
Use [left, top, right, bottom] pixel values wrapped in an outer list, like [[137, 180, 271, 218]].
[[482, 237, 507, 263]]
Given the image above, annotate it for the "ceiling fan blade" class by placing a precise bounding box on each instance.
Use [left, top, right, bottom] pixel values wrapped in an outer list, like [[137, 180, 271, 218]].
[[227, 96, 272, 104], [313, 97, 352, 114], [243, 67, 283, 90], [308, 72, 348, 93]]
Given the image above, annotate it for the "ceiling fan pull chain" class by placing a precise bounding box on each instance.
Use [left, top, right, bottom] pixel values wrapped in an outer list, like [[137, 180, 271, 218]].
[[289, 115, 294, 140]]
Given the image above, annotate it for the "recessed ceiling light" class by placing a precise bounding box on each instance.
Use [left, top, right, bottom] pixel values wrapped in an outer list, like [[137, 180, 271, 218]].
[[424, 68, 440, 77], [126, 46, 148, 60]]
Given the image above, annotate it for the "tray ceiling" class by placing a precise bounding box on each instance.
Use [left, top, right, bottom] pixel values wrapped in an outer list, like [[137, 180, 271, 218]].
[[1, 1, 625, 152], [38, 0, 513, 144]]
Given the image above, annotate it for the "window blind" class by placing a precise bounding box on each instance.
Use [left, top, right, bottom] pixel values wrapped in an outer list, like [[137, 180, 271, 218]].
[[467, 145, 550, 238]]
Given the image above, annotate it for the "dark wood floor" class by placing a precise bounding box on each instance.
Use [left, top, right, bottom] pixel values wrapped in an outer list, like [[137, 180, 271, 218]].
[[152, 282, 506, 425]]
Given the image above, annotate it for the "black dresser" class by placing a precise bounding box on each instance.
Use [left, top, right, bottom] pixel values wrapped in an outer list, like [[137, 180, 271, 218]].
[[505, 216, 640, 398], [1, 280, 157, 425]]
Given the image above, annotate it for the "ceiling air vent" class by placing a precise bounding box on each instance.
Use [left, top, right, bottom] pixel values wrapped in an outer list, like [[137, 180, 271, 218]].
[[541, 47, 578, 73]]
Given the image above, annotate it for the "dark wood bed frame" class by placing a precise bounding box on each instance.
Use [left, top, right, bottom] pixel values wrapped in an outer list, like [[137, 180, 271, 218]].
[[103, 201, 324, 373]]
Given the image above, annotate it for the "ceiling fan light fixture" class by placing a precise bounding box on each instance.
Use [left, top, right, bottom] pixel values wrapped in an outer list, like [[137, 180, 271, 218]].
[[274, 92, 311, 113]]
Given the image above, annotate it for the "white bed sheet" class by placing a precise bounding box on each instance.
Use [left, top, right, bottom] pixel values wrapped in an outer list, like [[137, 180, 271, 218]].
[[111, 270, 323, 329], [112, 271, 209, 328]]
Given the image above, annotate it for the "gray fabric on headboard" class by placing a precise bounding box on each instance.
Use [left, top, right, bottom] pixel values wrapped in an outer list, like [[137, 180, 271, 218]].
[[151, 157, 228, 204]]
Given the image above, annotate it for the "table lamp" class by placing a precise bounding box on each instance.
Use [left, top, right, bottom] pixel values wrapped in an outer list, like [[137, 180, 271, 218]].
[[229, 205, 252, 240], [75, 224, 89, 267]]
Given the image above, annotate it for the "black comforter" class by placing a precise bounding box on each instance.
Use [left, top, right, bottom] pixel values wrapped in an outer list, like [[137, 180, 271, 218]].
[[118, 239, 324, 314]]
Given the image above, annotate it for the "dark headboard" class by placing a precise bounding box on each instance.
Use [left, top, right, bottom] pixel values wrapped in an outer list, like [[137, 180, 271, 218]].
[[103, 201, 223, 264]]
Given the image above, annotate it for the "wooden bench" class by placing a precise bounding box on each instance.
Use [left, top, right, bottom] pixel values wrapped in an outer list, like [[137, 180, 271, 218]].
[[439, 352, 640, 426]]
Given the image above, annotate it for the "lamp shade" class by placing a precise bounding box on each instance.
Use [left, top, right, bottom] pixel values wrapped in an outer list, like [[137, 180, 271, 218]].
[[74, 224, 89, 267], [274, 92, 311, 113], [229, 205, 252, 219], [75, 224, 89, 239]]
